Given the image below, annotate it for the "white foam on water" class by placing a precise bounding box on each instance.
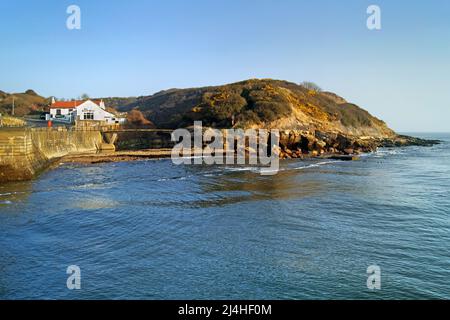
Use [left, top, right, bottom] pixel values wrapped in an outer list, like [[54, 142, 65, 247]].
[[225, 167, 260, 173], [293, 160, 339, 171], [203, 173, 223, 177], [154, 158, 345, 179], [222, 159, 341, 174], [157, 175, 191, 182], [0, 191, 26, 196], [373, 148, 406, 157]]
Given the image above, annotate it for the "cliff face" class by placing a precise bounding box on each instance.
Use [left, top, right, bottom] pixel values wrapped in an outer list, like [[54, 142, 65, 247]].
[[116, 79, 395, 139]]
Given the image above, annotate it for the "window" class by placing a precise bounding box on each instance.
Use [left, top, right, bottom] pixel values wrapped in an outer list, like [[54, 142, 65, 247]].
[[84, 112, 94, 120], [56, 109, 61, 115]]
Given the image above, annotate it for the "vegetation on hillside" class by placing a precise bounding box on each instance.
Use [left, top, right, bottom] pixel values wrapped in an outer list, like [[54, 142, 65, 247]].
[[0, 90, 49, 116], [0, 79, 393, 137], [110, 79, 391, 135], [126, 109, 155, 128]]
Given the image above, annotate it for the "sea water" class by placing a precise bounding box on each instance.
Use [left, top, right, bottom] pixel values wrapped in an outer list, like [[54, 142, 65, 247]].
[[0, 133, 449, 299]]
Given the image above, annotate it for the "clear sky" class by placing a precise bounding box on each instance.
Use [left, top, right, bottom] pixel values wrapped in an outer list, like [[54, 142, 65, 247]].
[[0, 0, 449, 132]]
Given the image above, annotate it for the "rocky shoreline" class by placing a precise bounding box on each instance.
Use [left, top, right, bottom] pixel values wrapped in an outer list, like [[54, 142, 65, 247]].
[[58, 133, 440, 165], [60, 149, 174, 164], [1, 127, 440, 180], [277, 130, 440, 159]]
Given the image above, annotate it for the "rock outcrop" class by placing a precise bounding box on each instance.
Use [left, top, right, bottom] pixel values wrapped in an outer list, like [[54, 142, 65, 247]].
[[276, 130, 439, 159]]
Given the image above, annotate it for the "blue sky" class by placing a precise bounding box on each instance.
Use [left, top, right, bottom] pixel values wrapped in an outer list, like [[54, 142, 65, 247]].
[[0, 0, 449, 132]]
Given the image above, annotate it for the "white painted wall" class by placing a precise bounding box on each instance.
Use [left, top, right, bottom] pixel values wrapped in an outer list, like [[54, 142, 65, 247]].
[[49, 108, 73, 122], [49, 100, 126, 125], [73, 101, 119, 124]]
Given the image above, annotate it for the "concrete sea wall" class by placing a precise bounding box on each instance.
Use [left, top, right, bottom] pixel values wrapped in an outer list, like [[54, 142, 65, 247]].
[[0, 128, 103, 182]]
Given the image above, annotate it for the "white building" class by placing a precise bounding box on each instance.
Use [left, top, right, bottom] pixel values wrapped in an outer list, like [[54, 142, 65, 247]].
[[48, 98, 126, 125]]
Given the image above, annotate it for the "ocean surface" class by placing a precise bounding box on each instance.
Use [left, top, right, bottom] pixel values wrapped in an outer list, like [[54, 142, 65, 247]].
[[0, 133, 449, 300]]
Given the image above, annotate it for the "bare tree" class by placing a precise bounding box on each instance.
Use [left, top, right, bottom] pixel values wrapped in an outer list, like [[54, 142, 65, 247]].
[[300, 81, 322, 92]]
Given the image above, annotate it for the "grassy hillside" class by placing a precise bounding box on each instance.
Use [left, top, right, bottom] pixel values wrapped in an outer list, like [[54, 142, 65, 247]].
[[0, 90, 49, 116], [112, 79, 394, 137], [0, 79, 395, 139]]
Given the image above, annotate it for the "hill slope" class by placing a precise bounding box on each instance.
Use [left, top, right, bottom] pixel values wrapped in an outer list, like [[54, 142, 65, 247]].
[[115, 79, 395, 138], [0, 90, 49, 116]]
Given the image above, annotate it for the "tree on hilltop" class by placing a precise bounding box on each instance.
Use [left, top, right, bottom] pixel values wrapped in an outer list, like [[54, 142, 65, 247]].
[[300, 81, 322, 92]]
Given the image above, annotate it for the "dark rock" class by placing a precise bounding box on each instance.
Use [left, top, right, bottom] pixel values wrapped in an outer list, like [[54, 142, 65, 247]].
[[329, 155, 360, 161], [274, 129, 439, 160], [343, 148, 354, 155], [336, 134, 353, 149]]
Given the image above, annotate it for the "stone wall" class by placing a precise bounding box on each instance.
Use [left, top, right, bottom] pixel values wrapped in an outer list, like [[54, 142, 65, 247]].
[[112, 131, 174, 150], [0, 127, 103, 182]]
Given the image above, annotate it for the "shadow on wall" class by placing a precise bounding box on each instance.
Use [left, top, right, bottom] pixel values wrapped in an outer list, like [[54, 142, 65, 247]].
[[0, 127, 103, 182]]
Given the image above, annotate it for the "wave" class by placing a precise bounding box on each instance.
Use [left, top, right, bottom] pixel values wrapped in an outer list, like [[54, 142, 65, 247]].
[[153, 159, 344, 181], [203, 173, 223, 177], [225, 167, 260, 173], [372, 148, 406, 158], [293, 160, 338, 170], [157, 176, 190, 182], [0, 191, 26, 197], [223, 160, 341, 173]]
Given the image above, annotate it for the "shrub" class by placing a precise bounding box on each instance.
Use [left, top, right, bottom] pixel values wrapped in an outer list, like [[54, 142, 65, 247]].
[[126, 109, 154, 127], [244, 87, 292, 123], [236, 110, 260, 126], [201, 91, 247, 127], [253, 101, 290, 122]]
